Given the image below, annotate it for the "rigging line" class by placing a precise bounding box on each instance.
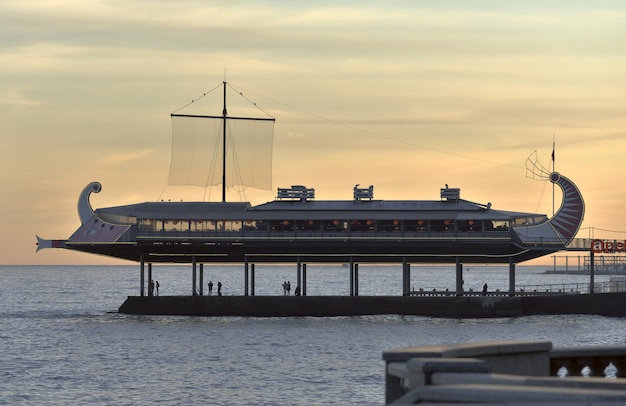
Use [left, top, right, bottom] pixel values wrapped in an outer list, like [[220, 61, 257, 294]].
[[171, 83, 223, 114], [233, 85, 523, 170], [157, 183, 169, 202], [227, 82, 275, 119], [534, 179, 548, 214], [581, 227, 626, 235], [203, 131, 222, 201], [227, 125, 248, 202]]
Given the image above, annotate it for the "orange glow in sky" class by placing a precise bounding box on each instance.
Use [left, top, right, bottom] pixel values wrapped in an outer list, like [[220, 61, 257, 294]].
[[2, 1, 625, 265]]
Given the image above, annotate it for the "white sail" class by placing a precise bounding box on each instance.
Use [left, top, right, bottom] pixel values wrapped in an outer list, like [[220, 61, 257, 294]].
[[168, 114, 274, 191]]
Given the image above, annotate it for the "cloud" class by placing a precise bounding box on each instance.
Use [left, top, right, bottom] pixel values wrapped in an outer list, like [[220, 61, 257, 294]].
[[0, 89, 47, 107], [98, 149, 154, 166]]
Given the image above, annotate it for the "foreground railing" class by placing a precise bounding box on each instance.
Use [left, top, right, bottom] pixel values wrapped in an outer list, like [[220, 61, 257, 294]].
[[383, 341, 626, 404], [551, 346, 626, 378]]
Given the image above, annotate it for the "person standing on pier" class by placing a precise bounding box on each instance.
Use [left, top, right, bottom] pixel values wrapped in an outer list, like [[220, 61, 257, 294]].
[[482, 283, 488, 296], [217, 281, 222, 296], [155, 280, 159, 296], [208, 280, 213, 295]]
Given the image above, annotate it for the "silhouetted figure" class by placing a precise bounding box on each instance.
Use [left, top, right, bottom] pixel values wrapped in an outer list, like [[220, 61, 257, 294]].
[[482, 283, 488, 296], [208, 280, 213, 295], [217, 281, 222, 296], [294, 286, 300, 296], [155, 280, 160, 296]]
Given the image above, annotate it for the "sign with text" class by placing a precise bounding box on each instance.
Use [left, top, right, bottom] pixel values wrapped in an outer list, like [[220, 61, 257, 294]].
[[591, 239, 626, 253]]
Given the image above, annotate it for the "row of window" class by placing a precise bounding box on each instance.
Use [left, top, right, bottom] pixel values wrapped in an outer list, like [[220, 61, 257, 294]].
[[137, 219, 513, 233]]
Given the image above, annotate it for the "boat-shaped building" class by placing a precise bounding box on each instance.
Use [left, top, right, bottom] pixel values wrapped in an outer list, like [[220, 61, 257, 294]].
[[38, 171, 584, 266], [35, 83, 600, 317], [38, 83, 584, 266]]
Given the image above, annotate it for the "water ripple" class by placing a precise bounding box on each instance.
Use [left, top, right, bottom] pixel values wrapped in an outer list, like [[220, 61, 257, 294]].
[[1, 265, 625, 404]]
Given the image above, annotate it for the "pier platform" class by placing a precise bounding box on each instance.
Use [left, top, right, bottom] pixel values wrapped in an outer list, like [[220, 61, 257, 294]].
[[118, 291, 626, 318]]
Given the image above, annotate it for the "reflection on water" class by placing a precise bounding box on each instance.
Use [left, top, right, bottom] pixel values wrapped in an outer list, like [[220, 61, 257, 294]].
[[1, 265, 625, 405]]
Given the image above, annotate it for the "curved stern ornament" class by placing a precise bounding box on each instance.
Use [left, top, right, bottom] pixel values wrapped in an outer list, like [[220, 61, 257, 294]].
[[526, 151, 585, 244], [548, 172, 585, 242]]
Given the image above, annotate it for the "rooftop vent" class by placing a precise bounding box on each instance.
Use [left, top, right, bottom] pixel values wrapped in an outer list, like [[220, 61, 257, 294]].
[[440, 186, 460, 201], [277, 185, 315, 201], [354, 184, 374, 201]]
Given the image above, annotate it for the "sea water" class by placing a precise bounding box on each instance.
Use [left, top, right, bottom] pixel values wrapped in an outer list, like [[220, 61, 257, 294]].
[[1, 264, 626, 405]]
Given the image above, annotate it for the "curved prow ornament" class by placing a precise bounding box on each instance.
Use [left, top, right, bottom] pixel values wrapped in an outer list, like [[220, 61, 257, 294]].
[[78, 182, 102, 225], [547, 172, 585, 242]]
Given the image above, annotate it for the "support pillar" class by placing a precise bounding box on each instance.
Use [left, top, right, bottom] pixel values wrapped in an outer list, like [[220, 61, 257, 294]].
[[406, 263, 411, 295], [199, 264, 204, 296], [402, 258, 408, 296], [296, 257, 302, 296], [140, 256, 145, 296], [590, 249, 595, 293], [354, 263, 359, 296], [302, 264, 307, 296], [509, 258, 516, 296], [455, 258, 463, 296], [244, 257, 249, 296], [192, 256, 197, 296], [148, 263, 153, 296], [251, 263, 255, 296], [350, 257, 354, 296]]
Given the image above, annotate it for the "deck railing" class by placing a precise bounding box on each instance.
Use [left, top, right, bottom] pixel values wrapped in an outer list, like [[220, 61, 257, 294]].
[[136, 228, 515, 239], [412, 280, 626, 296], [383, 341, 626, 404], [567, 238, 592, 249]]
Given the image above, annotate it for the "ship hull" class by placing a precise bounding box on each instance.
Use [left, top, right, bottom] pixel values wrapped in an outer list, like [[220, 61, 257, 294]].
[[65, 237, 558, 264]]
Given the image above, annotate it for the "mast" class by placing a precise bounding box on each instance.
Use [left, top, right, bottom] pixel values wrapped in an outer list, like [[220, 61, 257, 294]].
[[552, 134, 555, 216], [169, 82, 274, 200], [222, 81, 227, 202]]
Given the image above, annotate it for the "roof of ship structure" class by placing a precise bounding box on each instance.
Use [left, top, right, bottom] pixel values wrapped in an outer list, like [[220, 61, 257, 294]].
[[94, 198, 543, 222]]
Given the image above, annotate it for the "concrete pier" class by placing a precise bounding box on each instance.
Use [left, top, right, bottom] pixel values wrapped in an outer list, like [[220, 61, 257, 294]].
[[118, 292, 626, 318]]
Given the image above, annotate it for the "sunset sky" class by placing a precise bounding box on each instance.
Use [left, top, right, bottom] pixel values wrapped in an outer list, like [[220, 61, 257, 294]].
[[2, 1, 625, 265]]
